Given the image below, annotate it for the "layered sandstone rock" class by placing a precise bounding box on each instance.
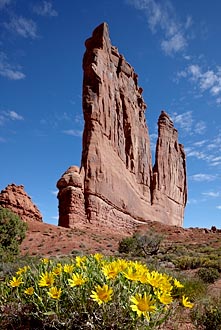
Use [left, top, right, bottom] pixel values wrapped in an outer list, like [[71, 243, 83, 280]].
[[152, 112, 187, 226], [57, 166, 86, 227], [57, 23, 187, 230], [0, 183, 42, 222]]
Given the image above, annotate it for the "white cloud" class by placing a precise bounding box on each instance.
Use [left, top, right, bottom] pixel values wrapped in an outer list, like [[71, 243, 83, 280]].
[[178, 64, 221, 103], [127, 0, 188, 55], [7, 111, 23, 121], [0, 52, 25, 80], [4, 16, 38, 39], [0, 0, 10, 9], [33, 1, 58, 17], [63, 129, 82, 137], [51, 190, 58, 196], [193, 140, 207, 147], [171, 111, 193, 132], [161, 32, 187, 55], [216, 205, 221, 210], [190, 174, 216, 182], [0, 110, 24, 125], [194, 121, 206, 135], [202, 192, 220, 198]]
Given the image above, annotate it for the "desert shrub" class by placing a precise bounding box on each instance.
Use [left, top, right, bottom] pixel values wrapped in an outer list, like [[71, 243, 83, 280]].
[[0, 254, 194, 329], [0, 207, 27, 261], [181, 277, 207, 301], [192, 298, 221, 330], [175, 256, 204, 270], [118, 231, 163, 258], [197, 267, 220, 283], [202, 258, 221, 271]]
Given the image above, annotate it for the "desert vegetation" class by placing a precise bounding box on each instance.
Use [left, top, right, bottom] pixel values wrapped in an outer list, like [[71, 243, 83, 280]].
[[1, 213, 221, 329]]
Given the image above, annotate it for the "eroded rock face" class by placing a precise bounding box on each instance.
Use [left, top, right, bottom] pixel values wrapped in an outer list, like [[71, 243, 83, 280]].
[[57, 23, 187, 230], [0, 184, 42, 222], [152, 112, 187, 226], [57, 166, 86, 227]]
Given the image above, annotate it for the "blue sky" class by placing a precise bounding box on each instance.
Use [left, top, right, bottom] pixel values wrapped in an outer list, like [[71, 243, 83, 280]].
[[0, 0, 221, 229]]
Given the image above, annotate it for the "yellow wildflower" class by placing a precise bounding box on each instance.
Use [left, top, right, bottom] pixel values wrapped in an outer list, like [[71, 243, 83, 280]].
[[93, 253, 103, 261], [52, 265, 63, 276], [9, 276, 23, 288], [102, 262, 121, 279], [174, 279, 184, 288], [48, 287, 62, 300], [24, 287, 34, 295], [90, 284, 113, 305], [182, 295, 194, 308], [41, 258, 50, 264], [75, 256, 87, 267], [63, 264, 74, 273], [157, 291, 173, 305], [68, 273, 87, 287], [130, 292, 156, 320], [38, 271, 54, 287], [16, 266, 29, 275], [123, 266, 140, 281]]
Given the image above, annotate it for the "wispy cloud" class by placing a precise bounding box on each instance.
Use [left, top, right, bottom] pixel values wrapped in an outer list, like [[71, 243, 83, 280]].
[[171, 111, 193, 133], [127, 0, 189, 55], [0, 52, 25, 80], [202, 191, 220, 198], [177, 64, 221, 103], [4, 16, 38, 39], [0, 110, 24, 125], [7, 111, 24, 121], [33, 1, 58, 17], [216, 206, 221, 210], [63, 129, 82, 137], [0, 0, 10, 9], [190, 174, 217, 182]]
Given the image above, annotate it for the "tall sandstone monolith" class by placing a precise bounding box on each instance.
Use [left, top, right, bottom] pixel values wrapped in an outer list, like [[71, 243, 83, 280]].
[[57, 23, 187, 230]]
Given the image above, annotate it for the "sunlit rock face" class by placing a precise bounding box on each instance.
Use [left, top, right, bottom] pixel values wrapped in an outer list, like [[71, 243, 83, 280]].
[[0, 183, 43, 222], [57, 23, 187, 230]]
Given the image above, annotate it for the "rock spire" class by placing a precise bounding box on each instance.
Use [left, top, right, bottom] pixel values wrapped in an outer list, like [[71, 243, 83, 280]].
[[57, 23, 187, 230]]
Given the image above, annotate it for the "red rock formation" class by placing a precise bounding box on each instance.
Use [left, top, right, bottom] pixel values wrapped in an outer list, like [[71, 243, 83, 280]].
[[57, 23, 187, 230], [57, 166, 86, 227], [152, 112, 187, 226], [0, 183, 42, 222]]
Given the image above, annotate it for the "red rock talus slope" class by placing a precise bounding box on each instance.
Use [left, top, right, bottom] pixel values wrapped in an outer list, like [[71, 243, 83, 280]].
[[57, 23, 187, 230], [0, 183, 42, 222]]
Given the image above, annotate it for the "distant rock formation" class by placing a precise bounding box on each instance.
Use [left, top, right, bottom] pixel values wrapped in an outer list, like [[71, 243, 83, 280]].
[[0, 184, 43, 222], [57, 23, 187, 230]]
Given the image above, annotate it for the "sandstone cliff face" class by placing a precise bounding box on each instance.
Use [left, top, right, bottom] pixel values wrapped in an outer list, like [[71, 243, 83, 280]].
[[57, 23, 187, 230], [0, 184, 42, 222], [152, 112, 187, 226]]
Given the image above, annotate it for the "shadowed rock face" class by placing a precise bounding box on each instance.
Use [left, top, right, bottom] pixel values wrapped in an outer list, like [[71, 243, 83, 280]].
[[57, 23, 187, 231], [0, 184, 42, 222]]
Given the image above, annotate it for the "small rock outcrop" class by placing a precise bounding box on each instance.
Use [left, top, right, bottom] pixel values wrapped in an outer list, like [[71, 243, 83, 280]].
[[0, 184, 42, 222], [57, 23, 187, 230], [57, 166, 86, 227]]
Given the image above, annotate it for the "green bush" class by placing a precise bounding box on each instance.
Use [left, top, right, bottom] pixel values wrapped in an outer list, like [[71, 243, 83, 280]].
[[118, 231, 163, 258], [118, 235, 138, 254], [192, 299, 221, 330], [175, 256, 203, 270], [197, 267, 220, 284], [0, 207, 27, 261]]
